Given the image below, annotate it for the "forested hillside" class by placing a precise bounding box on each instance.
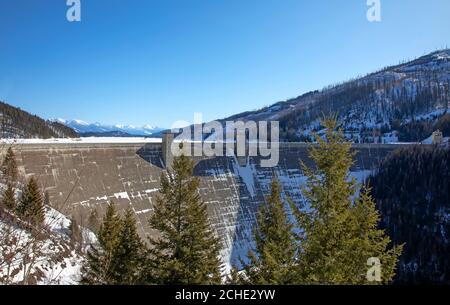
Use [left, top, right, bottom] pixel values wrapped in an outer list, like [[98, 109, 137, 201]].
[[221, 49, 450, 143], [0, 101, 78, 139], [368, 146, 450, 284]]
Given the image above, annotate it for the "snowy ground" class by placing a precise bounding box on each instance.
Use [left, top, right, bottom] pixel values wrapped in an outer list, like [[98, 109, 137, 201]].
[[0, 206, 95, 285]]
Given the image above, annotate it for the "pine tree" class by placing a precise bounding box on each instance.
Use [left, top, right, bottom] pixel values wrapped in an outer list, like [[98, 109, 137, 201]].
[[1, 147, 18, 183], [17, 177, 45, 226], [368, 145, 450, 283], [81, 202, 145, 284], [146, 153, 222, 284], [292, 118, 402, 284], [44, 191, 50, 206], [240, 175, 297, 284], [69, 217, 83, 250], [88, 208, 100, 233], [1, 182, 16, 211], [80, 201, 121, 284], [226, 267, 242, 285], [112, 208, 146, 284]]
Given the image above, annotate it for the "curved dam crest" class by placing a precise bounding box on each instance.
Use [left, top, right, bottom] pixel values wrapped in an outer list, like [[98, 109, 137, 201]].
[[3, 141, 407, 271]]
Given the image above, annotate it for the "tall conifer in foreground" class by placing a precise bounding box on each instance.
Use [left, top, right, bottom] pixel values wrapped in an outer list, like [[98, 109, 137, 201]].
[[146, 152, 222, 284], [69, 218, 83, 251], [81, 202, 145, 284], [1, 183, 16, 211], [113, 208, 146, 284], [1, 147, 18, 212], [87, 208, 100, 233], [239, 176, 297, 284], [292, 118, 402, 284], [16, 177, 45, 226], [1, 147, 18, 183], [80, 201, 121, 284]]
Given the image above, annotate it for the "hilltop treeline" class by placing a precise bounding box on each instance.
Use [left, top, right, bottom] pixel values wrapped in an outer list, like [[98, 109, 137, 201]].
[[279, 73, 450, 142], [0, 101, 78, 138], [368, 145, 450, 284], [394, 113, 450, 142], [223, 50, 450, 143]]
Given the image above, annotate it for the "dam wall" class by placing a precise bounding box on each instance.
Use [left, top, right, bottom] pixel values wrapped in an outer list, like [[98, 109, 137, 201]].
[[2, 142, 409, 270]]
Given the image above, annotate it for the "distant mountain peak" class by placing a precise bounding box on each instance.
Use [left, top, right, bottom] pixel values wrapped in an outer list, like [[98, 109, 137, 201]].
[[143, 124, 158, 130], [73, 119, 89, 126], [58, 119, 163, 137]]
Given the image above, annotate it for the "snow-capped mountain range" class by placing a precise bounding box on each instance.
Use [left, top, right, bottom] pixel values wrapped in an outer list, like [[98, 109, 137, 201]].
[[54, 119, 163, 137]]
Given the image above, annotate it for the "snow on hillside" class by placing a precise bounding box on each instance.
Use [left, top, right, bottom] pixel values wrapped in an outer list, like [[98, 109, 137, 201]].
[[217, 49, 450, 143], [0, 206, 94, 284], [404, 108, 448, 124], [45, 207, 97, 245]]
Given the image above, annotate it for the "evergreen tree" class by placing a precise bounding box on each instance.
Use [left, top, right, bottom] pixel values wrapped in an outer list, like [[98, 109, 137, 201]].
[[226, 267, 242, 285], [81, 202, 145, 284], [1, 147, 18, 183], [88, 208, 100, 233], [369, 145, 450, 283], [113, 208, 146, 284], [240, 176, 297, 284], [80, 201, 121, 284], [0, 101, 79, 139], [292, 118, 402, 284], [17, 177, 45, 226], [43, 191, 50, 206], [1, 182, 16, 211], [69, 217, 83, 251], [146, 152, 222, 284]]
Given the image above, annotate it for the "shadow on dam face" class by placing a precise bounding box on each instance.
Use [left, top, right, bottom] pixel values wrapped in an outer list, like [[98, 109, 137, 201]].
[[2, 142, 409, 271], [136, 143, 165, 169], [170, 143, 406, 270]]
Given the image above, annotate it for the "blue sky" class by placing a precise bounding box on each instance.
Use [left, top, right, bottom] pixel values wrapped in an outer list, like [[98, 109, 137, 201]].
[[1, 0, 450, 127]]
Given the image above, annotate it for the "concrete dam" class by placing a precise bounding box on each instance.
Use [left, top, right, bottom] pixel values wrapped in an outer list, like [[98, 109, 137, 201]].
[[6, 140, 407, 270]]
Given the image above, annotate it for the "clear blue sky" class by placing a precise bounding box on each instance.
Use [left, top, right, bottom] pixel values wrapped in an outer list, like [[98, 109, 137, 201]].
[[1, 0, 449, 127]]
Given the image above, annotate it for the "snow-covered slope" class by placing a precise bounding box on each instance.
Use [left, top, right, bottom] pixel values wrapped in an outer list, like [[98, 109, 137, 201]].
[[217, 49, 450, 143], [0, 206, 95, 285]]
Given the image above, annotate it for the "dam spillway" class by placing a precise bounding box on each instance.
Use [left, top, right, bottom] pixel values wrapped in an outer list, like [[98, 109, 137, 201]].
[[3, 141, 408, 270]]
